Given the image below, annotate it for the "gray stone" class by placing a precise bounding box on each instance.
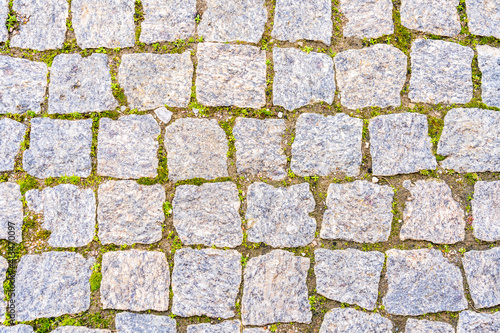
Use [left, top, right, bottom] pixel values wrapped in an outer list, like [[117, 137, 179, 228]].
[[383, 249, 467, 316], [463, 247, 500, 309], [401, 180, 465, 244], [272, 0, 332, 44], [478, 45, 500, 108], [246, 182, 316, 248], [164, 118, 228, 182], [472, 181, 500, 241], [51, 328, 111, 333], [199, 0, 267, 43], [319, 308, 392, 333], [466, 0, 500, 39], [100, 250, 170, 311], [172, 248, 241, 318], [405, 319, 454, 333], [0, 56, 48, 114], [173, 182, 242, 248], [0, 257, 7, 321], [154, 106, 173, 124], [315, 249, 385, 310], [10, 0, 68, 50], [457, 310, 500, 333], [139, 0, 196, 44], [23, 118, 92, 178], [118, 52, 193, 110], [0, 326, 35, 333], [401, 0, 461, 36], [196, 43, 266, 108], [48, 54, 118, 114], [291, 113, 363, 177], [243, 329, 268, 333], [437, 108, 500, 172], [409, 39, 474, 104], [97, 180, 165, 245], [0, 182, 23, 243], [273, 47, 335, 111], [340, 0, 394, 38], [233, 117, 287, 180], [187, 321, 241, 333], [15, 251, 93, 321], [334, 44, 407, 109], [369, 113, 437, 176], [0, 0, 7, 42], [241, 250, 311, 325], [0, 118, 26, 172], [115, 312, 176, 333], [97, 114, 160, 179], [72, 0, 135, 48]]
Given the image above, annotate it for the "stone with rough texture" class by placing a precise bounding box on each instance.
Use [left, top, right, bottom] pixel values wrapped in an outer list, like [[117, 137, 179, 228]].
[[0, 118, 26, 172], [438, 108, 500, 172], [154, 107, 173, 124], [15, 252, 93, 321], [463, 247, 500, 309], [97, 115, 160, 179], [172, 248, 241, 318], [97, 181, 165, 245], [187, 321, 240, 333], [401, 0, 461, 36], [10, 0, 68, 50], [0, 183, 22, 243], [383, 249, 467, 315], [233, 117, 286, 180], [48, 54, 118, 114], [472, 181, 500, 241], [457, 310, 500, 333], [23, 118, 92, 178], [51, 328, 111, 333], [119, 52, 193, 110], [405, 319, 454, 333], [164, 118, 228, 182], [273, 48, 335, 111], [140, 0, 195, 43], [0, 56, 48, 114], [315, 249, 385, 310], [243, 329, 268, 333], [100, 250, 170, 311], [196, 43, 266, 108], [0, 0, 7, 42], [369, 113, 437, 176], [115, 312, 176, 333], [241, 250, 311, 325], [319, 308, 392, 333], [0, 257, 7, 321], [291, 113, 363, 177], [466, 0, 500, 39], [72, 0, 135, 49], [173, 182, 242, 248], [246, 182, 316, 248], [334, 44, 407, 109], [340, 0, 394, 38], [409, 39, 474, 104], [478, 45, 500, 108], [0, 326, 35, 333]]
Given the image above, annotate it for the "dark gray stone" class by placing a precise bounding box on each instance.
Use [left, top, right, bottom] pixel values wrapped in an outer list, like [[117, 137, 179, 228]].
[[0, 182, 23, 243], [457, 310, 500, 333], [463, 247, 500, 309], [0, 0, 7, 42], [115, 312, 176, 333], [319, 308, 393, 333], [478, 45, 500, 108], [340, 0, 394, 38], [472, 181, 500, 241], [51, 328, 111, 333], [401, 0, 461, 36], [405, 319, 454, 333], [0, 326, 35, 333], [0, 118, 26, 172], [466, 0, 500, 39], [187, 321, 241, 333]]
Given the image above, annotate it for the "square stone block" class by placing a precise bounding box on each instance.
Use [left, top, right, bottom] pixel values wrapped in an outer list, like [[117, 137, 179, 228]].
[[457, 310, 500, 332], [463, 247, 500, 309], [115, 312, 176, 333], [319, 308, 392, 332], [405, 319, 454, 333], [401, 0, 461, 36], [478, 45, 500, 108], [187, 321, 241, 333], [0, 182, 22, 243], [472, 181, 500, 241], [0, 118, 26, 172], [466, 0, 500, 39], [340, 0, 394, 38]]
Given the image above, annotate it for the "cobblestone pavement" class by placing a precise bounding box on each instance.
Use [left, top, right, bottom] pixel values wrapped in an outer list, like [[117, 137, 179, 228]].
[[0, 0, 499, 332]]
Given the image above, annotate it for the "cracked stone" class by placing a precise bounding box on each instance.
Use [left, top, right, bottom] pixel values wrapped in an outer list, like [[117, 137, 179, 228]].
[[51, 328, 111, 333], [0, 183, 22, 243], [154, 107, 173, 124], [472, 181, 500, 241], [0, 257, 7, 321], [319, 308, 392, 333], [187, 321, 241, 333], [115, 312, 176, 333], [0, 326, 35, 333], [401, 0, 461, 36], [0, 118, 26, 172], [340, 0, 394, 38], [0, 0, 7, 42], [463, 247, 500, 309], [405, 319, 454, 333], [466, 0, 500, 39], [457, 310, 500, 333], [478, 45, 500, 108]]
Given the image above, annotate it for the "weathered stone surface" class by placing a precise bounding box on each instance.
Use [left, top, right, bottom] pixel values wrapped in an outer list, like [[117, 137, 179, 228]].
[[315, 249, 384, 310], [319, 308, 392, 333], [118, 52, 193, 110], [10, 0, 68, 50], [115, 312, 176, 333], [273, 48, 335, 111], [457, 310, 500, 333], [383, 249, 467, 315], [0, 325, 35, 333], [139, 0, 196, 44], [164, 118, 228, 182], [15, 252, 93, 321], [478, 45, 500, 108], [173, 182, 242, 248], [97, 181, 165, 245], [401, 0, 461, 36], [241, 250, 311, 325], [154, 106, 173, 124], [437, 108, 500, 172], [409, 39, 474, 104], [51, 328, 111, 333], [199, 0, 267, 43], [334, 44, 407, 109], [291, 113, 363, 177], [0, 56, 48, 114], [243, 329, 268, 333], [196, 43, 266, 108], [0, 0, 7, 43], [100, 250, 170, 311], [463, 247, 500, 309], [405, 319, 454, 333], [0, 256, 7, 321], [97, 114, 160, 179], [0, 183, 22, 243], [369, 113, 437, 176], [172, 248, 241, 318], [340, 0, 394, 38], [246, 182, 316, 248], [272, 0, 332, 44], [0, 118, 26, 172], [187, 321, 241, 333], [72, 0, 135, 48], [472, 181, 500, 241], [23, 118, 92, 178], [466, 0, 500, 39], [48, 54, 118, 114], [233, 117, 286, 180]]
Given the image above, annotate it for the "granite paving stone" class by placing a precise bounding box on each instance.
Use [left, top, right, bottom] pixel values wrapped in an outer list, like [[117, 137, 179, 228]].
[[243, 329, 268, 333], [0, 0, 7, 43], [115, 312, 176, 333], [472, 181, 500, 241], [0, 118, 26, 172], [457, 310, 500, 333], [51, 328, 111, 333], [0, 257, 7, 321], [401, 0, 461, 36], [477, 45, 500, 108], [405, 319, 454, 333], [154, 106, 173, 124], [463, 247, 500, 309], [0, 326, 35, 333], [466, 0, 500, 39], [187, 321, 241, 333], [319, 308, 393, 333], [340, 0, 394, 38], [0, 182, 22, 243]]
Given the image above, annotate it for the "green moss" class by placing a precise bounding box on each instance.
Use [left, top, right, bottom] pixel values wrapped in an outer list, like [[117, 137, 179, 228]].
[[90, 263, 102, 292], [17, 175, 39, 195]]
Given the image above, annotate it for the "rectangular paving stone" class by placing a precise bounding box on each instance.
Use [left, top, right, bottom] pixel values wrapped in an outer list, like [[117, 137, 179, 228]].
[[15, 252, 93, 321], [369, 113, 437, 176], [405, 319, 454, 333], [115, 312, 176, 333], [319, 308, 392, 333], [0, 325, 35, 332], [321, 180, 394, 243], [477, 45, 500, 108], [466, 0, 500, 39], [457, 310, 500, 333], [196, 43, 266, 108], [187, 321, 241, 333], [401, 0, 461, 36], [437, 108, 500, 172], [100, 250, 170, 311], [0, 257, 7, 321], [0, 56, 48, 114], [409, 39, 473, 104], [340, 0, 394, 38], [51, 328, 111, 333], [0, 183, 22, 243], [0, 118, 26, 172], [0, 0, 7, 43], [48, 54, 118, 114], [472, 181, 500, 242], [463, 247, 500, 309], [23, 118, 92, 178]]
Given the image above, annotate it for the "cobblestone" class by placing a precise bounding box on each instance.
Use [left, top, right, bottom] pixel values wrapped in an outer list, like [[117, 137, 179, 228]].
[[405, 319, 454, 333], [319, 308, 392, 333], [477, 45, 500, 108], [115, 312, 176, 333], [457, 310, 500, 332], [466, 0, 500, 39], [472, 181, 500, 241], [0, 182, 22, 243], [51, 328, 110, 333], [340, 0, 394, 38], [400, 0, 461, 36], [0, 0, 7, 43], [0, 326, 35, 333], [0, 118, 26, 172], [463, 247, 500, 309], [187, 321, 241, 333]]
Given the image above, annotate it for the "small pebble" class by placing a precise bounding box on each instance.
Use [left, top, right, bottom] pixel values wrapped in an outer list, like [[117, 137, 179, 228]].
[[278, 112, 283, 118], [372, 177, 379, 183]]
